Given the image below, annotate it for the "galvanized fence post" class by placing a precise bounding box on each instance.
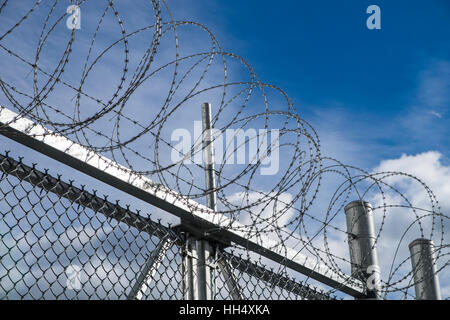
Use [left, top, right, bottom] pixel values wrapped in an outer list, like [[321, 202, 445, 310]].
[[201, 102, 218, 211], [199, 102, 218, 300], [345, 200, 382, 299], [182, 102, 218, 300], [409, 238, 441, 300]]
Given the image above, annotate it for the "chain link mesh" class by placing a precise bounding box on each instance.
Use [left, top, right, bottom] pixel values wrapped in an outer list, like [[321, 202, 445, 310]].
[[215, 250, 337, 300], [0, 0, 448, 300], [0, 151, 335, 300], [0, 152, 183, 299]]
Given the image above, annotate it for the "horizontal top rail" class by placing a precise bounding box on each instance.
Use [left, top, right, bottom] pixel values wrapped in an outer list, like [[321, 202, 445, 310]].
[[0, 153, 178, 241], [0, 106, 365, 297]]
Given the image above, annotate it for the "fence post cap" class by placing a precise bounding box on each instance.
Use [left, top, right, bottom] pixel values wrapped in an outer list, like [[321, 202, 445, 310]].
[[409, 238, 434, 249], [344, 200, 372, 212]]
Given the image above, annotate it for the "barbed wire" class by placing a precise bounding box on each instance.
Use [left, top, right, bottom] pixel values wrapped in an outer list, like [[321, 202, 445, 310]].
[[0, 0, 448, 299], [0, 151, 337, 299]]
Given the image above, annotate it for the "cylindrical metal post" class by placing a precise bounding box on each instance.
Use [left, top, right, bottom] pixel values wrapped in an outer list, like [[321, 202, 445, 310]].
[[182, 238, 195, 300], [201, 102, 217, 211], [345, 200, 382, 299], [187, 102, 218, 300], [409, 238, 441, 300], [196, 240, 214, 300]]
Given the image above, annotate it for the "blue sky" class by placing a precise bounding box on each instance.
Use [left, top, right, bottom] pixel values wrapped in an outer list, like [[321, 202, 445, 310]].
[[0, 0, 449, 299], [177, 0, 450, 168], [191, 0, 450, 297]]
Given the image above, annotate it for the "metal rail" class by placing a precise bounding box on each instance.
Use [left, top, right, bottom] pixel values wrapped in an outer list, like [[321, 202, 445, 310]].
[[0, 152, 176, 240], [0, 151, 335, 300], [222, 252, 335, 300], [217, 257, 244, 300], [127, 235, 176, 300], [0, 106, 365, 297]]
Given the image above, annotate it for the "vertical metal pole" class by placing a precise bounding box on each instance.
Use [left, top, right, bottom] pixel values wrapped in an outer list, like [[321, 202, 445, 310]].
[[201, 102, 242, 300], [181, 103, 218, 300], [183, 103, 242, 300], [196, 239, 208, 300], [345, 200, 382, 299], [409, 238, 441, 300], [201, 102, 217, 211], [183, 238, 195, 300], [199, 102, 216, 300], [195, 239, 215, 300], [183, 237, 216, 300]]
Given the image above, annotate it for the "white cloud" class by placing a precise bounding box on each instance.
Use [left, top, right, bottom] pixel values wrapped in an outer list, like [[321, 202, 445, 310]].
[[369, 151, 450, 298], [400, 60, 450, 142], [418, 60, 450, 110], [373, 151, 450, 212], [224, 151, 450, 299], [431, 110, 442, 118]]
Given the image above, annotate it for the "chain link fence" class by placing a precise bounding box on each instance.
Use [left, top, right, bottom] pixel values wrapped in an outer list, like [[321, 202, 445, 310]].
[[0, 152, 333, 300], [215, 250, 336, 300]]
